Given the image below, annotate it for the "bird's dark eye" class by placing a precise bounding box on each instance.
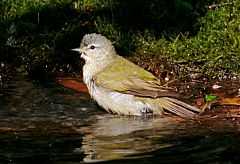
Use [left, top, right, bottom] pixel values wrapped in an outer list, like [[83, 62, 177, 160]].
[[90, 45, 95, 50]]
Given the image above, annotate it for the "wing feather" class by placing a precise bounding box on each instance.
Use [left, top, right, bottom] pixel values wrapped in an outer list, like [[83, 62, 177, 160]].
[[94, 56, 179, 98]]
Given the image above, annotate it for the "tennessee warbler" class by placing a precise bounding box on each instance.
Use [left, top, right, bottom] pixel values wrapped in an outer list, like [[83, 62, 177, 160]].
[[72, 33, 201, 118]]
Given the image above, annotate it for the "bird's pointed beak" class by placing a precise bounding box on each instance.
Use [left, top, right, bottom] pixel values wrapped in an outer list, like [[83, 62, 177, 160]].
[[71, 47, 88, 59], [71, 48, 81, 52]]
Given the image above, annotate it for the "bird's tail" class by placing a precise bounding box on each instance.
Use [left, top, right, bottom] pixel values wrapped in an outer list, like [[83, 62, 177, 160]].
[[155, 97, 202, 118]]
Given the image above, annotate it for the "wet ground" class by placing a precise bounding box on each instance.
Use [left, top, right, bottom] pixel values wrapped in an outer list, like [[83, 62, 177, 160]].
[[0, 76, 240, 163]]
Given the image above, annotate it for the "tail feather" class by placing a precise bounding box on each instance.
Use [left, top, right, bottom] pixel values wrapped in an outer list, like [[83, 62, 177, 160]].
[[158, 97, 201, 118]]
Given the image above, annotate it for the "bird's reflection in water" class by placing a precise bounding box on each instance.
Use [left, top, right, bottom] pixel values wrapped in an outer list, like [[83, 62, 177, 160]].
[[75, 114, 185, 162]]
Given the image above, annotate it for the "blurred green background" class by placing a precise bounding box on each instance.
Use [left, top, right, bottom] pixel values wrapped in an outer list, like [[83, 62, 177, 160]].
[[0, 0, 239, 79]]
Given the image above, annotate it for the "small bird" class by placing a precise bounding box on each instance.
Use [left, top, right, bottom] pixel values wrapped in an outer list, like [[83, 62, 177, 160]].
[[72, 33, 201, 118]]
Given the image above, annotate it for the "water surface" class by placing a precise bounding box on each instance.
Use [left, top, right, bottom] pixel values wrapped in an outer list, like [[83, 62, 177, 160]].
[[0, 77, 240, 163]]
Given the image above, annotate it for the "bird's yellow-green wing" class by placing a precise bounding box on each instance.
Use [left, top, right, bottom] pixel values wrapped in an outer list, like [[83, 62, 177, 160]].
[[93, 56, 179, 98]]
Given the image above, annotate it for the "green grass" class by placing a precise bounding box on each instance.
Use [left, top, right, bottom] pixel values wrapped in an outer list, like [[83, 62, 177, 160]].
[[0, 0, 239, 79]]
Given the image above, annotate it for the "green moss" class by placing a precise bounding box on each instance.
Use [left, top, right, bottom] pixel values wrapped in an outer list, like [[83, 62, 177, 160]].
[[131, 1, 240, 78], [0, 0, 239, 79]]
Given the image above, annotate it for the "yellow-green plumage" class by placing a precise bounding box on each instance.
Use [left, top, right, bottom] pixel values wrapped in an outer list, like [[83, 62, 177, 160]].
[[94, 56, 179, 98], [95, 56, 159, 91], [94, 56, 200, 117], [72, 33, 201, 118]]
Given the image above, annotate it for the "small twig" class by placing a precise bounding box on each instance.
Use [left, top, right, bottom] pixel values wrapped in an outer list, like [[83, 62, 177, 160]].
[[201, 102, 210, 112], [209, 3, 234, 9]]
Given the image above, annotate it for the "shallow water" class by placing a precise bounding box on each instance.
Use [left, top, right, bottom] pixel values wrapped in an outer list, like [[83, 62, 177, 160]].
[[0, 77, 240, 163]]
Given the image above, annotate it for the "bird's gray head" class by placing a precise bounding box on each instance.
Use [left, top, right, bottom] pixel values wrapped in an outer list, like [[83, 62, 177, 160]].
[[72, 33, 117, 63]]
